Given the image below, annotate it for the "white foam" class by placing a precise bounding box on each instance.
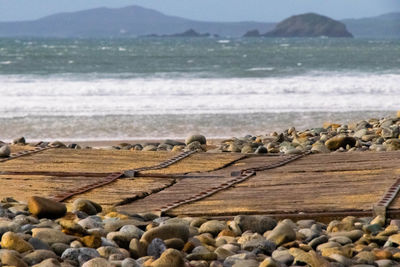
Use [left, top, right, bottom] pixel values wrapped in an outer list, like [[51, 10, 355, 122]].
[[0, 72, 399, 118]]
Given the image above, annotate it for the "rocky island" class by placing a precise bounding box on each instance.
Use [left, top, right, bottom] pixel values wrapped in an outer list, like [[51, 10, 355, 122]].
[[244, 13, 353, 38], [145, 29, 212, 38]]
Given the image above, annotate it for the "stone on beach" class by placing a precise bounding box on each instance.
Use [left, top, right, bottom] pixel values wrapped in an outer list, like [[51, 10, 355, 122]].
[[185, 134, 207, 145], [141, 224, 190, 244], [28, 196, 67, 219], [72, 199, 102, 215], [1, 231, 34, 253], [0, 144, 11, 157], [234, 215, 276, 234], [150, 248, 185, 267], [266, 221, 296, 246], [199, 220, 226, 236], [325, 135, 356, 151], [22, 250, 58, 266], [13, 136, 26, 145], [81, 257, 112, 267], [32, 228, 77, 244]]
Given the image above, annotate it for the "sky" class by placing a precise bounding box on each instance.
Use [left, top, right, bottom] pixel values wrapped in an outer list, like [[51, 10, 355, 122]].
[[0, 0, 399, 22]]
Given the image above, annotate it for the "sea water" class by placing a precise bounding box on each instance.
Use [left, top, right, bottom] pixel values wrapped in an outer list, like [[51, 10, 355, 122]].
[[0, 37, 399, 141]]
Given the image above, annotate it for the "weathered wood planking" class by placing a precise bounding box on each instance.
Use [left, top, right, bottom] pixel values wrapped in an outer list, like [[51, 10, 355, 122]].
[[117, 151, 400, 218], [1, 149, 177, 173], [0, 149, 243, 174], [0, 149, 244, 210], [0, 174, 174, 210], [9, 145, 37, 153]]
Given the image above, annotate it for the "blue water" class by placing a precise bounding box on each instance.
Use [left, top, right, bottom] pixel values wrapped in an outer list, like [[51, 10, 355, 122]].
[[0, 37, 399, 141]]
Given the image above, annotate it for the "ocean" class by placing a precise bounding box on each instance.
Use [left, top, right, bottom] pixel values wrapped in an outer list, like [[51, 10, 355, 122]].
[[0, 37, 399, 141]]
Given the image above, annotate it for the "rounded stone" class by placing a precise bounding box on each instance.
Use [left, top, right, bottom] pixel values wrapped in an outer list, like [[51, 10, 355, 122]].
[[0, 144, 11, 157], [0, 250, 28, 267], [32, 258, 61, 267], [199, 220, 226, 236], [185, 135, 207, 145], [73, 199, 102, 215], [129, 238, 147, 259], [272, 249, 294, 265], [141, 224, 190, 244], [1, 231, 34, 253], [266, 222, 296, 246], [23, 250, 58, 266], [147, 238, 167, 259], [255, 146, 268, 154], [82, 257, 112, 267], [121, 257, 141, 267], [234, 215, 277, 234], [150, 248, 185, 267], [32, 228, 77, 244], [13, 136, 26, 145], [325, 136, 356, 150], [185, 141, 205, 152], [61, 247, 100, 265], [28, 196, 66, 219], [119, 224, 144, 239], [81, 235, 102, 248], [51, 243, 70, 256], [29, 237, 52, 250]]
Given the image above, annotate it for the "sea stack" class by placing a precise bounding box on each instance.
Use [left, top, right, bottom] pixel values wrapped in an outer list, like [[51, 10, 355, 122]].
[[265, 13, 353, 38]]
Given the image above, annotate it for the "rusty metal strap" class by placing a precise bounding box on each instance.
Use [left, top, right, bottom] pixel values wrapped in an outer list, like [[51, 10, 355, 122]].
[[0, 145, 56, 163], [124, 150, 197, 177], [159, 151, 310, 216], [374, 177, 400, 218], [51, 150, 197, 202], [51, 172, 124, 202]]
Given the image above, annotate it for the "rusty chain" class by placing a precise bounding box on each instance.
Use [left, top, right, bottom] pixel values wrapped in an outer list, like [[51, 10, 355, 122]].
[[51, 150, 197, 202], [158, 151, 311, 215], [0, 145, 57, 163]]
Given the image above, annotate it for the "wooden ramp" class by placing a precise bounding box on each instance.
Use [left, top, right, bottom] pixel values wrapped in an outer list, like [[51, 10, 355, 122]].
[[117, 151, 400, 221], [1, 145, 400, 220], [0, 147, 244, 209]]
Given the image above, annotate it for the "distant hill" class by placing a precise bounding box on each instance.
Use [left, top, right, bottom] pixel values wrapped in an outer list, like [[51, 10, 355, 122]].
[[342, 12, 400, 38], [0, 5, 398, 38], [264, 13, 353, 38], [0, 5, 274, 38]]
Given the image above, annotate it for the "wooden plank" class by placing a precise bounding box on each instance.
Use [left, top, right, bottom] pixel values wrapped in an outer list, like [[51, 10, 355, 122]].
[[0, 149, 243, 174], [0, 150, 243, 210], [117, 151, 400, 217], [0, 174, 174, 211]]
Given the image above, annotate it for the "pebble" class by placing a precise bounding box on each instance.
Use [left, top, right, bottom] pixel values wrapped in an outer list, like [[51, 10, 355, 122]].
[[28, 196, 66, 219], [234, 215, 276, 234], [185, 135, 207, 145], [81, 257, 112, 267], [2, 196, 400, 266], [0, 144, 11, 157], [22, 250, 58, 266], [266, 221, 296, 246], [32, 228, 77, 244], [32, 258, 62, 267], [13, 136, 26, 145], [147, 238, 167, 259], [199, 220, 226, 236], [141, 224, 190, 244], [10, 113, 400, 155], [1, 231, 34, 253], [72, 199, 102, 215], [150, 248, 185, 267]]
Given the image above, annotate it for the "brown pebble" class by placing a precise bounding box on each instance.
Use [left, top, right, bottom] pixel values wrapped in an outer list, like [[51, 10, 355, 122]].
[[80, 235, 102, 248], [28, 196, 66, 219]]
